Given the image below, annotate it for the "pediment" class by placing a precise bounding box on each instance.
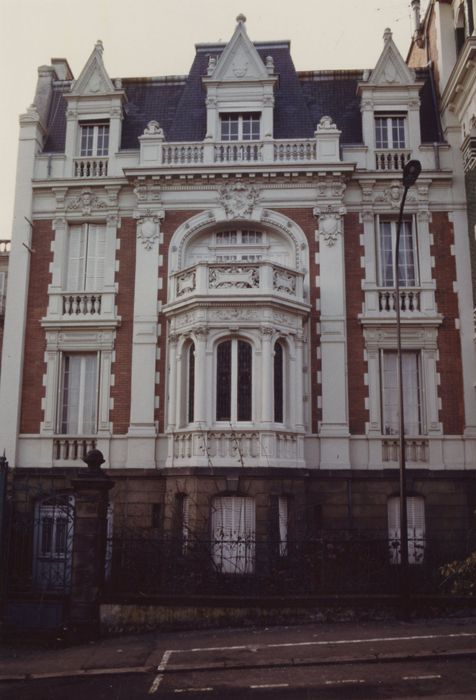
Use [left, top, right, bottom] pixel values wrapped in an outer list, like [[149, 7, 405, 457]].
[[70, 40, 115, 96], [369, 28, 416, 86], [209, 15, 269, 82]]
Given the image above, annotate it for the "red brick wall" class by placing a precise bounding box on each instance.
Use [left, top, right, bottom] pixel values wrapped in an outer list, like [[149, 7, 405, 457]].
[[344, 212, 368, 434], [431, 212, 465, 434], [110, 218, 136, 434], [20, 221, 53, 433], [156, 211, 198, 430]]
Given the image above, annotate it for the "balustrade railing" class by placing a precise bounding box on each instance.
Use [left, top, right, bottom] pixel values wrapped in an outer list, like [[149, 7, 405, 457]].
[[74, 157, 108, 178], [274, 140, 316, 162], [375, 149, 412, 171], [382, 438, 429, 463], [378, 288, 420, 312], [171, 261, 303, 302], [0, 240, 11, 254], [63, 293, 102, 316], [214, 142, 263, 163], [53, 436, 97, 461], [162, 143, 204, 164]]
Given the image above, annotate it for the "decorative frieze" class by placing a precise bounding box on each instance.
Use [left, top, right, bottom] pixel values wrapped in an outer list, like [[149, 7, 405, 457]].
[[209, 265, 259, 289]]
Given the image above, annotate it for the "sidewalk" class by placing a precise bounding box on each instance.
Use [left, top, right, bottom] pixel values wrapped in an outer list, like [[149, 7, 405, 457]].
[[1, 618, 476, 683]]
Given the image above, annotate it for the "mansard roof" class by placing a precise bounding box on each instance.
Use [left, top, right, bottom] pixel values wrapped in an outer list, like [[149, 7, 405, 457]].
[[41, 43, 440, 153]]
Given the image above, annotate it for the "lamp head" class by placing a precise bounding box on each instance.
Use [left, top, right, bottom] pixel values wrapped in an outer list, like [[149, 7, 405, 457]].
[[402, 159, 421, 188]]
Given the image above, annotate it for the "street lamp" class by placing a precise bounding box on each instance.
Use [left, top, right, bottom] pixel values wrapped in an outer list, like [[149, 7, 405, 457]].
[[395, 159, 421, 605]]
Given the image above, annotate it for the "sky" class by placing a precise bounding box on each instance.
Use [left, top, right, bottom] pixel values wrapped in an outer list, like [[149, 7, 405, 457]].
[[0, 0, 427, 239]]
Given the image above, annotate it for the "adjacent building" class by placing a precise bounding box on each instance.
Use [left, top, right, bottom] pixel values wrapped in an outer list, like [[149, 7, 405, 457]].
[[1, 15, 475, 603]]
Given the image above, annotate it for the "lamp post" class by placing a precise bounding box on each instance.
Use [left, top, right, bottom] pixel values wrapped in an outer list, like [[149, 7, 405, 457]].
[[395, 159, 421, 607]]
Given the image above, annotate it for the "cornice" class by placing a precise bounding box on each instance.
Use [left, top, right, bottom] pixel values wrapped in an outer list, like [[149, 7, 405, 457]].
[[441, 36, 476, 114]]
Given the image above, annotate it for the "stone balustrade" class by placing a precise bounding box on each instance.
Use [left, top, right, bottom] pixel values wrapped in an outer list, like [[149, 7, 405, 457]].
[[0, 240, 11, 254], [63, 293, 102, 316], [378, 288, 421, 312], [375, 148, 412, 171], [382, 438, 429, 463], [170, 261, 304, 303], [74, 156, 109, 178], [53, 437, 97, 461], [169, 429, 304, 468]]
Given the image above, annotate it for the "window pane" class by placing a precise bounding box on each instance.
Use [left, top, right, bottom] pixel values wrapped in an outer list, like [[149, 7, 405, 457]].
[[80, 126, 94, 156], [85, 225, 106, 291], [67, 226, 87, 291], [242, 113, 260, 140], [216, 341, 232, 421], [237, 341, 252, 421], [398, 221, 416, 287], [221, 115, 239, 141], [274, 342, 283, 423], [379, 221, 394, 287], [382, 351, 421, 435], [60, 355, 97, 435], [96, 125, 109, 156], [375, 118, 388, 148], [392, 117, 405, 148]]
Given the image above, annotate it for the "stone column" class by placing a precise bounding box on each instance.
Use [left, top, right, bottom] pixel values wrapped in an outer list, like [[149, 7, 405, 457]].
[[69, 450, 114, 636], [193, 328, 208, 425], [260, 326, 274, 425], [294, 331, 305, 431]]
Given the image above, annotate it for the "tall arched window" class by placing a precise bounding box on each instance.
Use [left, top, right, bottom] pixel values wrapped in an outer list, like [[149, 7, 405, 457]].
[[274, 341, 284, 423], [216, 339, 252, 422], [188, 343, 195, 423]]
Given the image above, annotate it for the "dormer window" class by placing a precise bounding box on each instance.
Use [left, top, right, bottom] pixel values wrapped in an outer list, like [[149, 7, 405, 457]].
[[220, 113, 260, 141], [375, 115, 406, 149], [80, 122, 109, 157]]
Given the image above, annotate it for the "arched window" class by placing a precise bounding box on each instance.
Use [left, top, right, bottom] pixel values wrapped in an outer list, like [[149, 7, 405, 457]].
[[216, 339, 252, 422], [274, 341, 284, 423], [188, 343, 195, 424], [211, 496, 255, 574], [387, 495, 425, 565]]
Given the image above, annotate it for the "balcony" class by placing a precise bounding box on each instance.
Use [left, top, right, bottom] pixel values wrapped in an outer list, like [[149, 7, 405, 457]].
[[378, 288, 420, 313], [149, 137, 321, 168], [168, 261, 305, 305], [168, 429, 304, 468], [382, 438, 429, 464], [43, 289, 118, 327], [375, 148, 411, 171]]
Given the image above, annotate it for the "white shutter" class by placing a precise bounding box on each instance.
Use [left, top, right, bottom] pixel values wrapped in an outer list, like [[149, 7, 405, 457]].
[[67, 226, 87, 291], [387, 496, 425, 565], [278, 496, 288, 556], [212, 496, 255, 574], [402, 353, 420, 435], [85, 225, 106, 291], [407, 496, 425, 564], [0, 271, 6, 297]]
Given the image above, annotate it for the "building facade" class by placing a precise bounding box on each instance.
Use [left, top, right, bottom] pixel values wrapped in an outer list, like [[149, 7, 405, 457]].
[[1, 16, 475, 601]]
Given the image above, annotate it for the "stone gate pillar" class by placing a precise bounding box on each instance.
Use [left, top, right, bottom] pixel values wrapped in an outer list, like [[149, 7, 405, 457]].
[[69, 449, 114, 635]]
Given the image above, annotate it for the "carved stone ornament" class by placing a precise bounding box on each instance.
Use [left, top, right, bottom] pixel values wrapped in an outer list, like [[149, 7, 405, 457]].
[[314, 205, 345, 247], [218, 181, 260, 219], [134, 181, 161, 203], [232, 61, 248, 78], [316, 115, 336, 131], [374, 181, 416, 209], [137, 213, 161, 250], [143, 121, 164, 137], [67, 189, 108, 214]]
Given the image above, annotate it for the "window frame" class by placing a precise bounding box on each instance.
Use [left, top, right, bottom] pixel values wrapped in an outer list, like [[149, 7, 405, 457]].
[[374, 114, 407, 149], [215, 338, 253, 424], [380, 349, 424, 436], [65, 223, 107, 292], [57, 352, 99, 436], [376, 215, 419, 289], [220, 112, 261, 141], [211, 495, 256, 575], [387, 495, 426, 565], [79, 122, 110, 157]]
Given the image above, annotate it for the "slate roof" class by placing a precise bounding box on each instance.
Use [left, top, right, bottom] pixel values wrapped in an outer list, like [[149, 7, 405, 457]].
[[41, 42, 440, 153]]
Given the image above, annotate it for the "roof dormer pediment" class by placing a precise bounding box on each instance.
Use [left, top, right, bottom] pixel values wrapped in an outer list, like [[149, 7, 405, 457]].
[[369, 28, 416, 86], [205, 15, 272, 84], [70, 40, 116, 96]]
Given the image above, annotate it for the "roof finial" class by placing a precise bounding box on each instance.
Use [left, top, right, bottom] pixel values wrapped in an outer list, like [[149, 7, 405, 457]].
[[95, 39, 104, 54], [236, 13, 246, 24], [383, 28, 392, 43]]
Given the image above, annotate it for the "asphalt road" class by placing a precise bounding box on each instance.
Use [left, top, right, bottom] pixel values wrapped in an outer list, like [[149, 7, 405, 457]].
[[1, 621, 476, 699]]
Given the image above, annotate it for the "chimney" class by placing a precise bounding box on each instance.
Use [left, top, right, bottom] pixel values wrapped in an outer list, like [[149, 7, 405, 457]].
[[411, 0, 421, 35]]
